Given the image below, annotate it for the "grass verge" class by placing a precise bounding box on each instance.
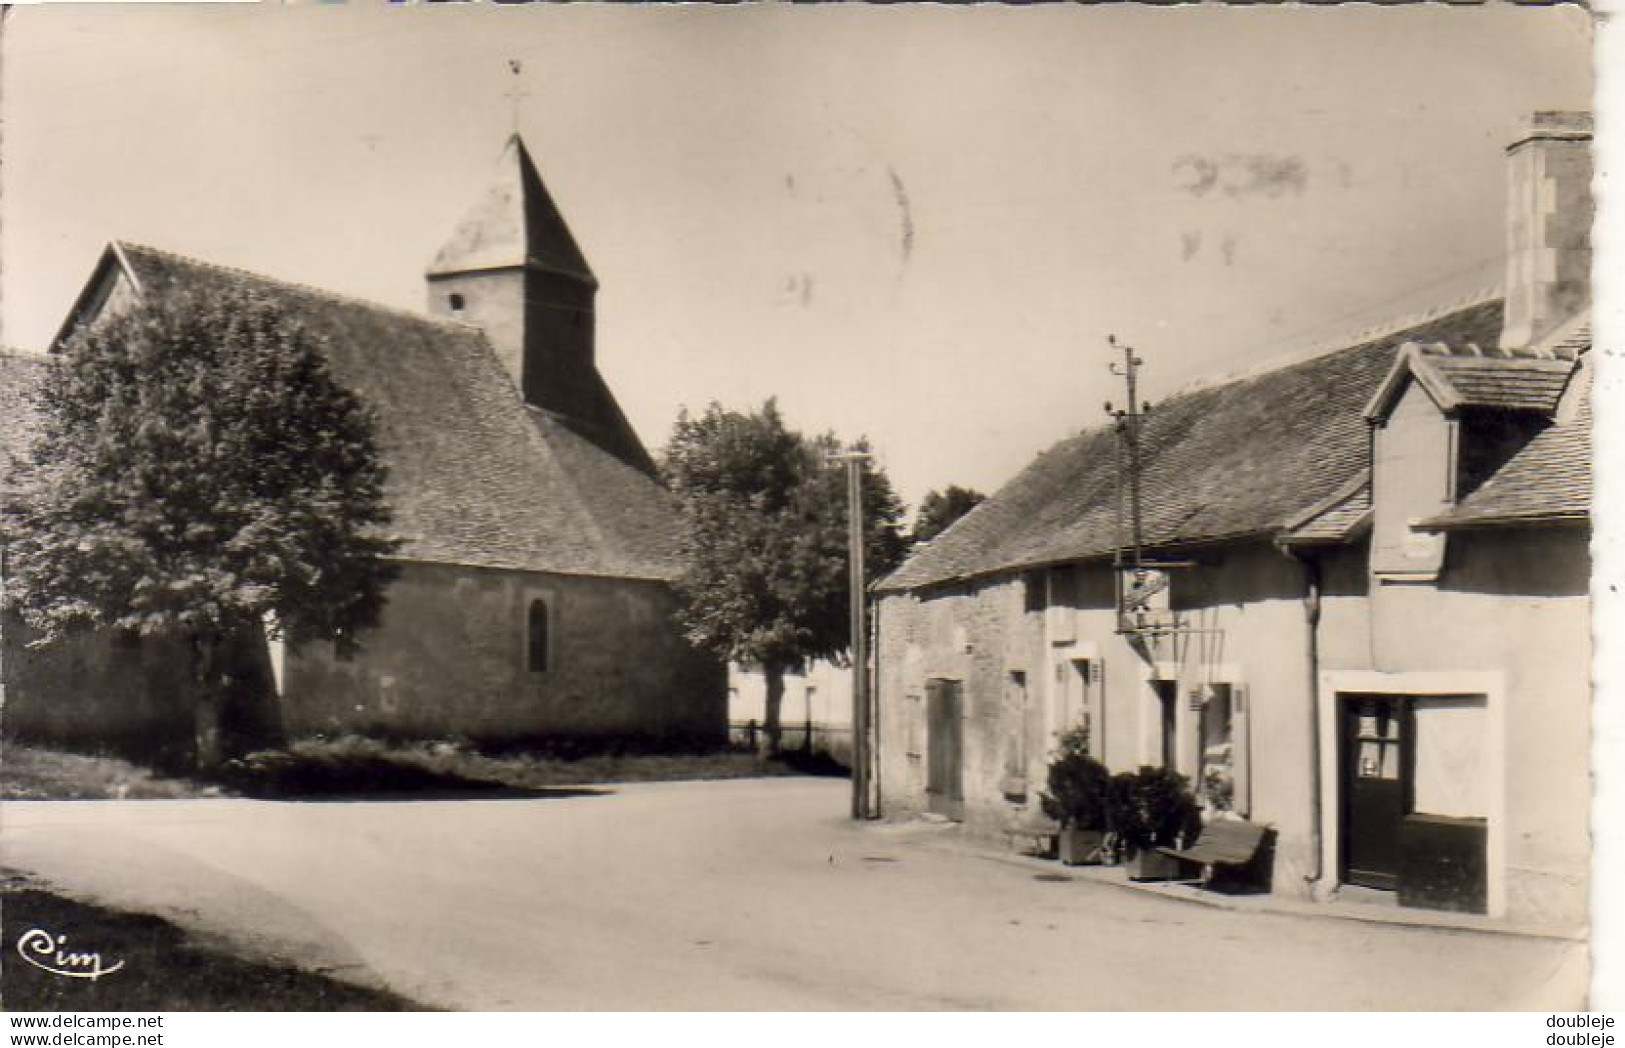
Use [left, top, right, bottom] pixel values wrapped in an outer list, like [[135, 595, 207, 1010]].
[[2, 738, 847, 801], [0, 873, 423, 1011], [0, 744, 213, 801], [222, 736, 839, 798]]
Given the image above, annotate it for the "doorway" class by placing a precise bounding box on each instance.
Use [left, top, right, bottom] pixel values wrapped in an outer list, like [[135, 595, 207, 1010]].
[[1339, 696, 1414, 891], [925, 678, 964, 821], [1149, 679, 1178, 770]]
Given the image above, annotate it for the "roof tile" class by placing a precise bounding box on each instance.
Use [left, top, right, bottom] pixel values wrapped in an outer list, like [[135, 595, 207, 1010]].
[[96, 244, 682, 580], [880, 300, 1506, 592], [1424, 361, 1591, 529]]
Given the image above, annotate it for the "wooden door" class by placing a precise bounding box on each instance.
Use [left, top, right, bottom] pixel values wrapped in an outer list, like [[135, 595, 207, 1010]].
[[1341, 696, 1413, 890], [926, 679, 964, 821]]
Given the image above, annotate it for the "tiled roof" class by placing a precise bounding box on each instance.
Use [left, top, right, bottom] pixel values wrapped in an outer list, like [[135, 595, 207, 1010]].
[[1375, 345, 1577, 417], [0, 350, 46, 504], [1365, 310, 1587, 421], [524, 405, 685, 574], [84, 243, 682, 580], [1281, 473, 1372, 546], [1420, 355, 1575, 413], [878, 299, 1506, 593], [1423, 359, 1591, 530], [427, 134, 595, 284]]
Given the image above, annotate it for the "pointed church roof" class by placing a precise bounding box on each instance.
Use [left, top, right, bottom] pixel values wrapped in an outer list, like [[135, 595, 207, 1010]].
[[427, 135, 596, 285], [54, 243, 681, 581]]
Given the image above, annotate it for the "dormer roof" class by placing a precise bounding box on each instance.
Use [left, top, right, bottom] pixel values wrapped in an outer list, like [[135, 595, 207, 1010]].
[[1420, 352, 1592, 531], [426, 134, 596, 286], [48, 241, 679, 580], [1363, 311, 1587, 422]]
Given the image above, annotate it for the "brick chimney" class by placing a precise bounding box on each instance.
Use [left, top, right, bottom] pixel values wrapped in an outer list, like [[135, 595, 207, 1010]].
[[1500, 111, 1592, 350]]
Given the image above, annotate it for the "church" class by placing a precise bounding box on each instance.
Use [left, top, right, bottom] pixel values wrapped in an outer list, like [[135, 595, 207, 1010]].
[[0, 136, 726, 759]]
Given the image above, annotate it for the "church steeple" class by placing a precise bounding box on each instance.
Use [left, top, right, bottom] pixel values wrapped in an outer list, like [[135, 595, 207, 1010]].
[[427, 134, 596, 288], [427, 134, 598, 417], [426, 135, 654, 475]]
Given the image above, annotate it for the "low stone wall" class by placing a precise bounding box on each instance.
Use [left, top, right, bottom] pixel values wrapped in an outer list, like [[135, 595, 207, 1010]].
[[2, 613, 280, 768], [280, 560, 727, 751]]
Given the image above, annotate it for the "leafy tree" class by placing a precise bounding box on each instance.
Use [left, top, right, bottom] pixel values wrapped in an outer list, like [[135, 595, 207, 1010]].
[[912, 484, 986, 545], [662, 399, 906, 755], [3, 287, 399, 768]]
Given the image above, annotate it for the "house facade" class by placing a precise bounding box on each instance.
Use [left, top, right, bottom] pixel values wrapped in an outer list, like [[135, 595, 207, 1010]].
[[872, 112, 1591, 931], [1, 135, 725, 760], [729, 658, 855, 764]]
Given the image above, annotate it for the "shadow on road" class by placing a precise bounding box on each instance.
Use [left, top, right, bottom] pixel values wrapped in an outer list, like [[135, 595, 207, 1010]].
[[1, 876, 426, 1011], [217, 755, 614, 803]]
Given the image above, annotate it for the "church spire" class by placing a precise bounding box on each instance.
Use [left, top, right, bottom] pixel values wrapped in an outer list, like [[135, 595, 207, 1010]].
[[425, 136, 653, 475], [426, 134, 596, 287]]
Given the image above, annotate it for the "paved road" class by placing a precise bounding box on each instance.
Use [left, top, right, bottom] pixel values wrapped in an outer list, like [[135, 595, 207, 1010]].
[[0, 779, 1587, 1010]]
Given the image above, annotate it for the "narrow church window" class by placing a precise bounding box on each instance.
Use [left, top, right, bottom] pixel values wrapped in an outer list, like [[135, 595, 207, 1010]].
[[527, 599, 550, 673], [448, 293, 466, 312]]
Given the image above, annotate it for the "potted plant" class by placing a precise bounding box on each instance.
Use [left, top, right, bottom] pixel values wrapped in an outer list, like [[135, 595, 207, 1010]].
[[1040, 728, 1111, 865], [1106, 766, 1202, 881]]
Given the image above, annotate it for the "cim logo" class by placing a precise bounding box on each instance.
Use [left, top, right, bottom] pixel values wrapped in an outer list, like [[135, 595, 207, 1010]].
[[15, 927, 125, 981]]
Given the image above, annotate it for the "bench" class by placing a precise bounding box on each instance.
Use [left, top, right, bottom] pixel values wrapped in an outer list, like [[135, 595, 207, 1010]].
[[1158, 819, 1273, 890]]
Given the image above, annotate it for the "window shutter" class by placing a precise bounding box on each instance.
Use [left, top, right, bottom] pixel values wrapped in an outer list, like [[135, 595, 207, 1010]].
[[1232, 684, 1251, 817], [1087, 659, 1105, 760]]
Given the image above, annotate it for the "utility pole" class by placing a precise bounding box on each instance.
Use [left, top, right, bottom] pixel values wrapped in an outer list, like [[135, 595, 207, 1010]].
[[1105, 334, 1148, 569], [832, 448, 874, 820]]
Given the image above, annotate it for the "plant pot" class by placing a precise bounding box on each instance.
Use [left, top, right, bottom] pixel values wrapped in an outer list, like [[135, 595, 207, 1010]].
[[1059, 827, 1107, 866], [1126, 847, 1183, 882]]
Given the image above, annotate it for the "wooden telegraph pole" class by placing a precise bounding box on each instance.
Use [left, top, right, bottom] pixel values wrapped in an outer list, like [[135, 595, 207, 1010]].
[[833, 448, 874, 820]]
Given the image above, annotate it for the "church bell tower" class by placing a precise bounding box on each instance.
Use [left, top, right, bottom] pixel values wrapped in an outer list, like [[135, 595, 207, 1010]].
[[426, 136, 650, 472], [427, 136, 599, 417]]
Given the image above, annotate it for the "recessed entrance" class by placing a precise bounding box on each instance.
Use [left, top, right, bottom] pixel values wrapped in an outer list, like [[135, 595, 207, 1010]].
[[1339, 695, 1412, 891], [1323, 674, 1499, 916]]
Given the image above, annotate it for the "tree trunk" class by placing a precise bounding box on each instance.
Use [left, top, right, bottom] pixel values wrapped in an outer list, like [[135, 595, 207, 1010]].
[[192, 630, 225, 772], [763, 661, 786, 757]]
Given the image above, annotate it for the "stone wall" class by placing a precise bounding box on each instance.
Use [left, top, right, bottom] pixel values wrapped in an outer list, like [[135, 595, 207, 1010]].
[[1, 613, 279, 769], [877, 528, 1590, 925], [281, 559, 726, 749], [876, 542, 1321, 895], [729, 658, 853, 764], [1364, 526, 1590, 926]]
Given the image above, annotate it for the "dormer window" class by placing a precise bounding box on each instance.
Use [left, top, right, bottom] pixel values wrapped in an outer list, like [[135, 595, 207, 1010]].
[[1364, 338, 1578, 581], [1456, 409, 1548, 501], [1368, 375, 1453, 580]]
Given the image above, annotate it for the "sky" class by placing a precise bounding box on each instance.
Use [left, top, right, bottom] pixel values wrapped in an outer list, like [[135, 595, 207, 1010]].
[[0, 4, 1594, 513]]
